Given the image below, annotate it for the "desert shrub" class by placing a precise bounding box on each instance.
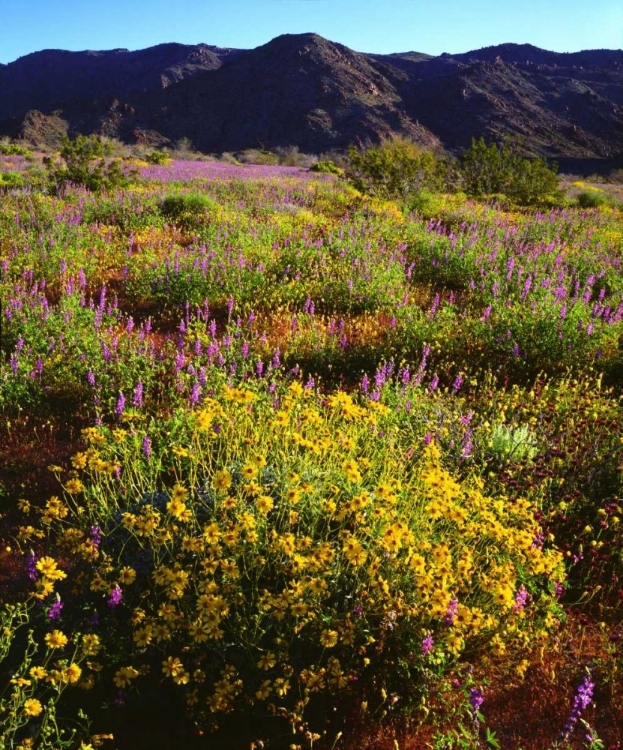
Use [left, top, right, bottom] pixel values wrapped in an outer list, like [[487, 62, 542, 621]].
[[43, 135, 135, 193], [310, 160, 343, 176], [0, 171, 26, 191], [577, 190, 608, 208], [347, 137, 439, 199], [8, 381, 564, 741], [172, 137, 197, 158], [0, 140, 32, 157], [460, 137, 562, 206], [160, 192, 218, 229], [145, 150, 170, 165], [274, 145, 316, 168], [236, 149, 279, 166]]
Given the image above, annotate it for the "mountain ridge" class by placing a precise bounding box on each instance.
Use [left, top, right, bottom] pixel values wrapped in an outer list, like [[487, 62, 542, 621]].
[[1, 34, 621, 170]]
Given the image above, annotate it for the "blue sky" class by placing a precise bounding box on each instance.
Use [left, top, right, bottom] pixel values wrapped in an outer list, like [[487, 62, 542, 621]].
[[1, 0, 621, 64]]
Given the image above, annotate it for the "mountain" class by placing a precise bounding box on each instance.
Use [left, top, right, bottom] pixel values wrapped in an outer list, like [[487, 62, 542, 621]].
[[0, 43, 242, 122], [1, 34, 622, 169]]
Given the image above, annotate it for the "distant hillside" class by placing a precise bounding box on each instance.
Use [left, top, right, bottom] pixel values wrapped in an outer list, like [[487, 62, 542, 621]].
[[1, 34, 622, 170], [0, 43, 242, 121]]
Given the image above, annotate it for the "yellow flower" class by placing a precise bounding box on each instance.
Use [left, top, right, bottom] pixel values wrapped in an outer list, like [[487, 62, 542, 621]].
[[167, 498, 191, 521], [162, 656, 185, 678], [29, 666, 48, 680], [171, 484, 188, 502], [241, 464, 258, 480], [286, 488, 301, 504], [44, 630, 68, 649], [81, 634, 101, 656], [189, 621, 210, 643], [257, 652, 276, 670], [18, 499, 31, 513], [36, 557, 67, 582], [114, 666, 139, 688], [214, 470, 232, 491], [320, 629, 339, 648], [65, 478, 85, 495], [255, 679, 272, 699], [63, 663, 82, 684], [133, 626, 153, 648], [23, 698, 43, 717], [172, 669, 190, 685], [256, 495, 274, 514], [118, 567, 136, 585]]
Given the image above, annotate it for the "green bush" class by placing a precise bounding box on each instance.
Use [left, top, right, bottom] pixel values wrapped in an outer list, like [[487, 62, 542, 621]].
[[347, 137, 440, 199], [310, 160, 343, 176], [145, 150, 170, 165], [43, 135, 135, 193], [160, 192, 218, 229], [460, 137, 562, 206], [577, 190, 608, 208], [0, 171, 26, 191], [0, 140, 32, 157]]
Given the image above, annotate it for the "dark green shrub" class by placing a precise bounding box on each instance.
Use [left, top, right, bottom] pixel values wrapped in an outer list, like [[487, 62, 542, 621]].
[[310, 160, 343, 175], [43, 134, 135, 193], [0, 171, 26, 190], [347, 137, 439, 199], [577, 190, 607, 208], [160, 192, 218, 229], [145, 150, 170, 165], [0, 141, 32, 157], [460, 137, 562, 206]]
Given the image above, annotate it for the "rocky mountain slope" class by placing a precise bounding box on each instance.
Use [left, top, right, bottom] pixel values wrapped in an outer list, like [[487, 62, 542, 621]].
[[1, 33, 621, 168]]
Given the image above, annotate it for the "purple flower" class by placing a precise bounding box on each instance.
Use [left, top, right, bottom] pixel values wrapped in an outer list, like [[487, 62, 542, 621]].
[[48, 598, 64, 620], [429, 374, 439, 393], [133, 380, 143, 408], [27, 552, 39, 581], [143, 435, 151, 460], [469, 687, 484, 715], [116, 392, 126, 419], [421, 634, 434, 655], [444, 596, 459, 626], [107, 585, 123, 608], [190, 382, 201, 407], [89, 525, 102, 550], [560, 671, 595, 741], [513, 586, 529, 612]]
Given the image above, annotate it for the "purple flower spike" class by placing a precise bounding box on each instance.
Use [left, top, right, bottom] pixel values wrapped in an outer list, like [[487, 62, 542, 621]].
[[421, 634, 434, 655], [469, 687, 484, 716], [560, 670, 595, 741], [89, 525, 102, 550], [27, 552, 39, 581], [513, 586, 529, 612], [107, 585, 123, 608], [133, 381, 143, 408], [444, 596, 459, 626], [48, 598, 64, 620], [116, 392, 126, 419]]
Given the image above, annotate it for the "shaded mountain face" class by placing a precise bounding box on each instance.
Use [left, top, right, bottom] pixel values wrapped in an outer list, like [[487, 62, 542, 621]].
[[1, 34, 622, 168], [0, 43, 242, 121]]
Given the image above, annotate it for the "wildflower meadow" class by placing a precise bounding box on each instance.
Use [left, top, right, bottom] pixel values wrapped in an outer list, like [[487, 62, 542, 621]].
[[0, 157, 621, 749]]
